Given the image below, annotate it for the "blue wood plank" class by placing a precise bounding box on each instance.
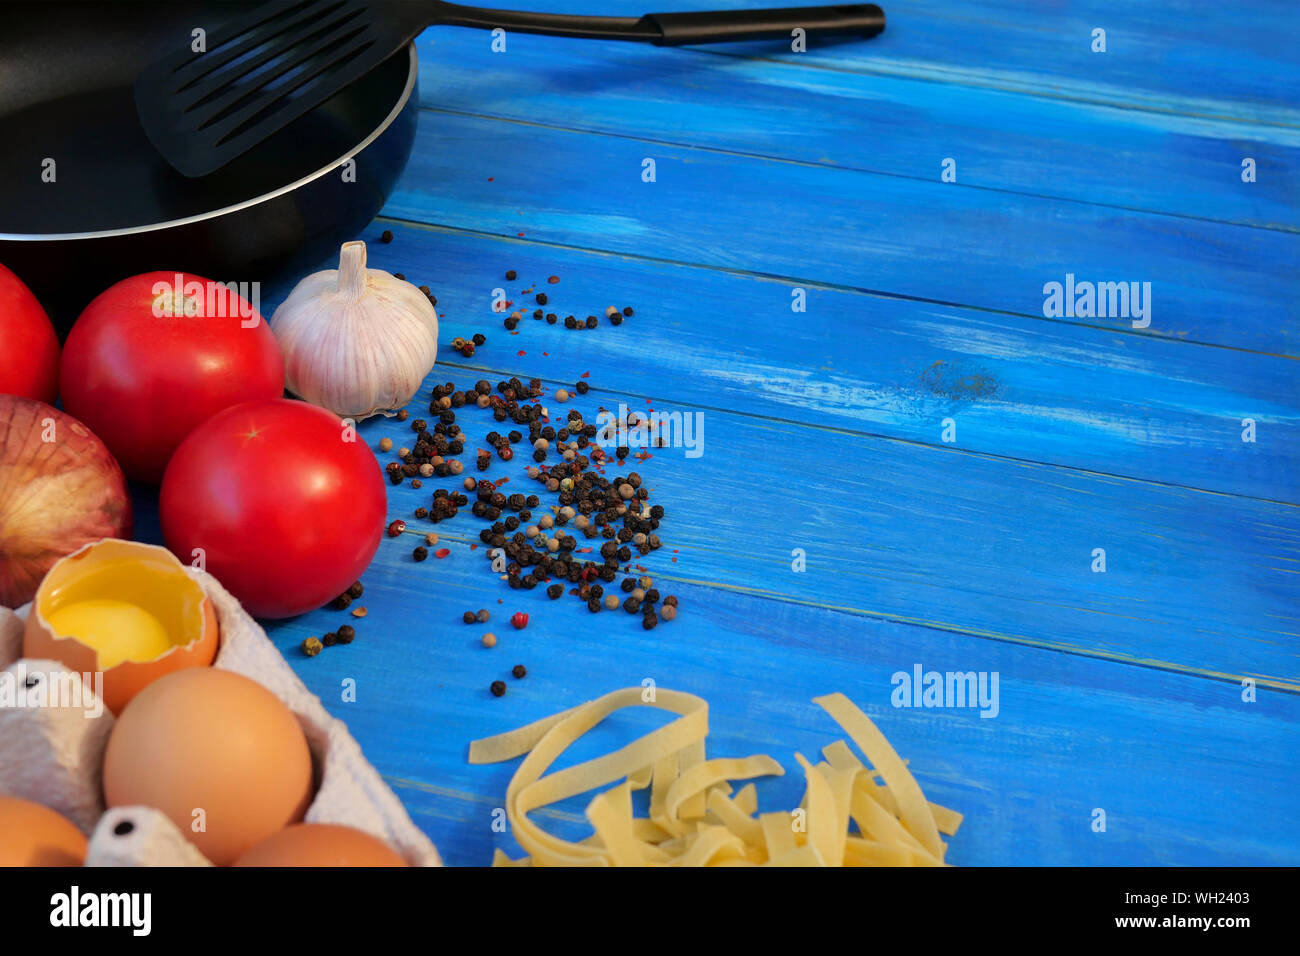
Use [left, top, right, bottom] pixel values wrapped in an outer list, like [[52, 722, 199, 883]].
[[384, 110, 1300, 355], [368, 220, 1300, 503], [416, 30, 1300, 231], [251, 541, 1300, 867], [434, 0, 1300, 121], [132, 337, 1300, 690]]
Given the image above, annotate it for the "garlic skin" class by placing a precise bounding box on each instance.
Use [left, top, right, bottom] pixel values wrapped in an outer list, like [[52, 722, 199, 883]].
[[270, 241, 438, 420]]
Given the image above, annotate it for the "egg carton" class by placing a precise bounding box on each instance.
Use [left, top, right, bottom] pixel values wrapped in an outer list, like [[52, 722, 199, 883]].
[[0, 568, 441, 866]]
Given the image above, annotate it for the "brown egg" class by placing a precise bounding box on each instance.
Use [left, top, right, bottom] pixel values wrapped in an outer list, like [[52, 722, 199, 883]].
[[0, 797, 87, 866], [103, 668, 313, 866], [24, 539, 219, 714], [234, 823, 409, 867]]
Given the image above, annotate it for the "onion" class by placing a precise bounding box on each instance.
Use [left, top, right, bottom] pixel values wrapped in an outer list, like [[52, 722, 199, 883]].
[[0, 395, 133, 607]]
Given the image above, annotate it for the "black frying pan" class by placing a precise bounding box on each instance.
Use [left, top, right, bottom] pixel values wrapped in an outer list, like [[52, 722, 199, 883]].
[[0, 0, 417, 328], [0, 0, 881, 330]]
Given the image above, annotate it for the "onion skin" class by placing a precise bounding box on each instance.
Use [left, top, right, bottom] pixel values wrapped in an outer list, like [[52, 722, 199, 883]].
[[0, 396, 133, 607]]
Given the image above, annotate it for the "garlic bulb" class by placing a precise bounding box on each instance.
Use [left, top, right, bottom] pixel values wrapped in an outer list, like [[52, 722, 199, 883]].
[[270, 241, 438, 420]]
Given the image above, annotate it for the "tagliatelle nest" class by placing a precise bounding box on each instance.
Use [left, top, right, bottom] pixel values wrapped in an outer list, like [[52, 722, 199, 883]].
[[469, 689, 962, 866]]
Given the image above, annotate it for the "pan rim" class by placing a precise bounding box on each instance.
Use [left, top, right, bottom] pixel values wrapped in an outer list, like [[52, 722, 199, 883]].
[[0, 43, 418, 243]]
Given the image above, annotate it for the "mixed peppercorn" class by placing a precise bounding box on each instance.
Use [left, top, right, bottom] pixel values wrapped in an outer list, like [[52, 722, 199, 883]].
[[303, 257, 679, 700]]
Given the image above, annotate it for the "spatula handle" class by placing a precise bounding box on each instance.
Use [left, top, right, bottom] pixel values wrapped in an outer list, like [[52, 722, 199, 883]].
[[434, 3, 884, 44], [645, 5, 884, 45]]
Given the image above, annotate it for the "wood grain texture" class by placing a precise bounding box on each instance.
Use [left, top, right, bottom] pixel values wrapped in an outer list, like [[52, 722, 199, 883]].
[[124, 4, 1300, 866], [384, 111, 1300, 355], [132, 343, 1298, 686], [416, 29, 1300, 231], [248, 536, 1300, 867], [369, 220, 1300, 502], [447, 0, 1300, 121]]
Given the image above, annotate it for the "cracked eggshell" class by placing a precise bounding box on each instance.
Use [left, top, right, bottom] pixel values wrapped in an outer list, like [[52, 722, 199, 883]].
[[23, 539, 219, 715]]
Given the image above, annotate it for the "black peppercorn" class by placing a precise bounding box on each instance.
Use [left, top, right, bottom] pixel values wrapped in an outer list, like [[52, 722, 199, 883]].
[[490, 680, 507, 697], [463, 610, 477, 624], [336, 625, 356, 644], [546, 313, 557, 324], [609, 314, 623, 326], [512, 664, 527, 678], [322, 631, 338, 646], [349, 582, 364, 598], [547, 583, 563, 599], [379, 229, 393, 243], [623, 596, 641, 613], [564, 315, 577, 329], [536, 292, 548, 305], [585, 315, 598, 329], [413, 546, 428, 561], [505, 270, 517, 280], [504, 316, 519, 330], [642, 613, 658, 630], [623, 306, 634, 316], [576, 381, 589, 394], [473, 333, 486, 345]]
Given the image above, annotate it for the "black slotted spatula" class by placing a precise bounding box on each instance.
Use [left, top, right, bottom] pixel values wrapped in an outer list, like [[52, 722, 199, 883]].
[[135, 0, 885, 177]]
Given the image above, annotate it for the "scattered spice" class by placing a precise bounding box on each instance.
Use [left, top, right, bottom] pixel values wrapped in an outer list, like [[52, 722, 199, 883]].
[[535, 293, 548, 305], [435, 548, 451, 558], [351, 606, 368, 618], [379, 437, 393, 452], [512, 664, 527, 679], [425, 533, 439, 546], [336, 625, 356, 644], [387, 519, 406, 537], [511, 611, 529, 629], [379, 229, 394, 243], [413, 545, 429, 561], [555, 389, 569, 403], [322, 632, 338, 647], [661, 605, 677, 621], [482, 633, 497, 648], [490, 680, 507, 697], [302, 636, 323, 657]]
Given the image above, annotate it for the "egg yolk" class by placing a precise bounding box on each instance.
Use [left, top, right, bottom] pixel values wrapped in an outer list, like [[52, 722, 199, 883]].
[[45, 599, 174, 670]]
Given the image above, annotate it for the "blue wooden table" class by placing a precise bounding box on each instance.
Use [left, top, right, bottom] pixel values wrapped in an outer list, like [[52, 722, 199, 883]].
[[138, 0, 1300, 865]]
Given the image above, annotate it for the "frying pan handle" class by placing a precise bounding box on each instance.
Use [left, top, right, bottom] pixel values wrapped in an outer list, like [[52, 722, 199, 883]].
[[435, 3, 884, 44], [644, 4, 885, 45]]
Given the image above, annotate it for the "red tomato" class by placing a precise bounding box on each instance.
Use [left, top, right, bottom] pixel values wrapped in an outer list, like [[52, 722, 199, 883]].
[[159, 399, 386, 619], [61, 272, 283, 482], [0, 262, 60, 403]]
